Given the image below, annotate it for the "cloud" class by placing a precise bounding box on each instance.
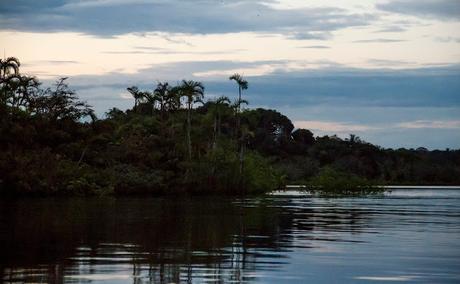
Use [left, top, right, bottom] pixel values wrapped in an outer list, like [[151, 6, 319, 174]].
[[366, 58, 415, 66], [298, 45, 330, 49], [285, 31, 332, 40], [23, 60, 80, 66], [291, 119, 460, 149], [354, 276, 419, 281], [294, 120, 377, 132], [353, 38, 406, 43], [0, 0, 376, 37], [435, 36, 460, 43], [396, 120, 460, 129], [57, 61, 460, 112], [39, 61, 458, 149], [377, 0, 460, 20], [102, 46, 247, 55], [374, 26, 407, 33]]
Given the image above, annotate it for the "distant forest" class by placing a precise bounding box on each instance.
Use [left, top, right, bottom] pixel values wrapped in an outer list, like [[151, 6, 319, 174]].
[[1, 57, 459, 196]]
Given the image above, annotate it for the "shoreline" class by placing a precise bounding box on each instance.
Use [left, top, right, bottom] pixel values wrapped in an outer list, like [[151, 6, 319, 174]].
[[286, 185, 460, 189]]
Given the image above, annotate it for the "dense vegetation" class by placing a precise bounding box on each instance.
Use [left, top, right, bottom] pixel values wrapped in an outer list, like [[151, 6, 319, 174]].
[[1, 57, 459, 196]]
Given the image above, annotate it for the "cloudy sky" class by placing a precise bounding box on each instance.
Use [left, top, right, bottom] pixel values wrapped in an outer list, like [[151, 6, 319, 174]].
[[1, 0, 459, 149]]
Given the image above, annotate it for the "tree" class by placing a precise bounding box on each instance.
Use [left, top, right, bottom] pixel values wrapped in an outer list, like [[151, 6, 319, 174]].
[[0, 58, 40, 115], [106, 107, 125, 120], [285, 128, 315, 154], [229, 73, 248, 112], [9, 75, 40, 111], [0, 57, 20, 80], [141, 91, 157, 115], [229, 73, 248, 135], [153, 82, 171, 117], [165, 86, 181, 112], [239, 124, 254, 176], [177, 80, 205, 161], [127, 86, 144, 111], [36, 78, 93, 121], [209, 96, 231, 149], [242, 108, 293, 155]]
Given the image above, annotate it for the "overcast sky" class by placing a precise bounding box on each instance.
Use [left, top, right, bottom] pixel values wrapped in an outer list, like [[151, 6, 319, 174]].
[[1, 0, 459, 149]]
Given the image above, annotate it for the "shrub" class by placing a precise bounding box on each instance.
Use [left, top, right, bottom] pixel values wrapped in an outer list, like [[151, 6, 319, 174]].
[[304, 167, 384, 196]]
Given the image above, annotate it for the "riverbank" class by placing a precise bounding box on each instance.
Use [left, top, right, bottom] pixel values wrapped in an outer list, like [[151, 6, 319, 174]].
[[2, 60, 460, 196]]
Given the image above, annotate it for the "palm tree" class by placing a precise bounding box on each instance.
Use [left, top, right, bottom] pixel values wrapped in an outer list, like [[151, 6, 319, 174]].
[[153, 82, 171, 116], [229, 73, 248, 138], [166, 87, 181, 111], [1, 57, 21, 111], [0, 57, 20, 80], [141, 91, 157, 115], [208, 96, 230, 149], [231, 98, 248, 114], [177, 80, 204, 161], [214, 96, 231, 137], [229, 73, 248, 113], [127, 86, 143, 111]]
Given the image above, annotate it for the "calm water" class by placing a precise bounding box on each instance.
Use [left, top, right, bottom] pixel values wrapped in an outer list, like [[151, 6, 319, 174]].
[[1, 189, 460, 283]]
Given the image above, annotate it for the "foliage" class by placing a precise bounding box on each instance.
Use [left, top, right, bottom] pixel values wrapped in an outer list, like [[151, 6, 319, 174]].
[[303, 167, 384, 196], [1, 59, 460, 197]]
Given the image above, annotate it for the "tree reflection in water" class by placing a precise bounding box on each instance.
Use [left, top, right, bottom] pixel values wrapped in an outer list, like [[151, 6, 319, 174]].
[[0, 195, 375, 283]]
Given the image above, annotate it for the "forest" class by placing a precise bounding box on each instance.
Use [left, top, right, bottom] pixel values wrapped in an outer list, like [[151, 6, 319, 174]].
[[1, 57, 460, 196]]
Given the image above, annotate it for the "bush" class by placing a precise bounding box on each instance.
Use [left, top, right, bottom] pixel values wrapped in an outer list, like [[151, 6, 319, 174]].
[[304, 167, 384, 196]]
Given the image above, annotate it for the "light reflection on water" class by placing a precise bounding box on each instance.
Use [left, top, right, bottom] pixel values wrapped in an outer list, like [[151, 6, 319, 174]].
[[1, 189, 460, 283]]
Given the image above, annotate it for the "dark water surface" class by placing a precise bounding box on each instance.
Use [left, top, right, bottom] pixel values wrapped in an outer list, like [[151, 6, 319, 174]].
[[1, 189, 460, 283]]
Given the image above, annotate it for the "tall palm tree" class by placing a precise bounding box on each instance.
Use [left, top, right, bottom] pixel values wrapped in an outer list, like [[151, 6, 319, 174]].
[[214, 96, 231, 137], [229, 73, 248, 114], [229, 73, 248, 138], [208, 96, 230, 149], [178, 80, 204, 161]]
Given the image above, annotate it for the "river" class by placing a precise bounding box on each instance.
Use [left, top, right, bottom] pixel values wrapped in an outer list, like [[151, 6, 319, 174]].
[[1, 188, 460, 283]]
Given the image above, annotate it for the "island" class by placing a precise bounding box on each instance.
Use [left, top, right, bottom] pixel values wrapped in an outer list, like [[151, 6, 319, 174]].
[[1, 57, 459, 196]]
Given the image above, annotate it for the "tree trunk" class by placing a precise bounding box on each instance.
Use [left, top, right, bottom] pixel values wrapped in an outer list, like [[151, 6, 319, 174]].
[[187, 102, 192, 161], [238, 139, 245, 189], [235, 86, 241, 140], [239, 141, 244, 175], [236, 86, 241, 139], [218, 113, 221, 137]]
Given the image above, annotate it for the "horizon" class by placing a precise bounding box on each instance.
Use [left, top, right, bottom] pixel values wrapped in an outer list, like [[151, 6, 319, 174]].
[[1, 0, 459, 149]]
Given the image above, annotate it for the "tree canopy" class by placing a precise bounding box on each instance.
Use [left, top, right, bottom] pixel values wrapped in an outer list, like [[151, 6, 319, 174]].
[[1, 59, 459, 196]]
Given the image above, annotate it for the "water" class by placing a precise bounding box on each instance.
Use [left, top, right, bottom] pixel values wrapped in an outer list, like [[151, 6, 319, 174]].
[[1, 189, 460, 283]]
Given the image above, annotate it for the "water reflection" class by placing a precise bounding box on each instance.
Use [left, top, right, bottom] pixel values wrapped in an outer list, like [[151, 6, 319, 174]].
[[1, 190, 460, 283]]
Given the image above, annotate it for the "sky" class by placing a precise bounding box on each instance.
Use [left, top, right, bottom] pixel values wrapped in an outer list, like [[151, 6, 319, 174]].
[[1, 0, 459, 149]]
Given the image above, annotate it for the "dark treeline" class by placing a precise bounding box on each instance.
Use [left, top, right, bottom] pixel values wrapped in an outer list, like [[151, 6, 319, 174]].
[[1, 57, 459, 196]]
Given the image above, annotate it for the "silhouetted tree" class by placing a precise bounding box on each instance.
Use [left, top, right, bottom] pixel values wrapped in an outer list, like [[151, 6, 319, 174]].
[[37, 78, 93, 121], [127, 86, 144, 111], [209, 96, 231, 149], [229, 73, 248, 137], [0, 57, 20, 80], [177, 80, 204, 161]]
